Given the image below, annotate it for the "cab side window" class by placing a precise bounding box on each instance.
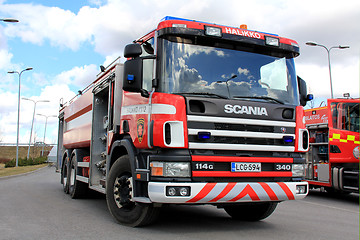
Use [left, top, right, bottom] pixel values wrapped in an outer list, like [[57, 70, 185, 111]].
[[141, 38, 155, 92]]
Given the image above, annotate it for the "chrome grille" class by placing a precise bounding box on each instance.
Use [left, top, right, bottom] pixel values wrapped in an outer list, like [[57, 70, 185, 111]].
[[187, 115, 296, 152]]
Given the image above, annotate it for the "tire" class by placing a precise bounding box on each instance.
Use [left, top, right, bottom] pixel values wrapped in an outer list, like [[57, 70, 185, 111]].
[[68, 150, 88, 199], [106, 155, 159, 227], [224, 202, 278, 221], [61, 156, 69, 194]]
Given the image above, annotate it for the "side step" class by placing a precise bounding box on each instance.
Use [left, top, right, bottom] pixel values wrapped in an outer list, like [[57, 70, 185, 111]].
[[342, 170, 359, 193]]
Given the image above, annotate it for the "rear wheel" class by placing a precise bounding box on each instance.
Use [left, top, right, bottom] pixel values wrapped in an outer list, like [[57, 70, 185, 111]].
[[61, 156, 69, 194], [106, 155, 159, 227], [69, 151, 88, 199], [224, 202, 278, 221]]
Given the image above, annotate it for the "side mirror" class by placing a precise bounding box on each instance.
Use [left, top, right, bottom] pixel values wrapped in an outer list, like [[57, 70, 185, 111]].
[[124, 44, 142, 58], [297, 76, 312, 106], [123, 57, 143, 92], [123, 43, 156, 96]]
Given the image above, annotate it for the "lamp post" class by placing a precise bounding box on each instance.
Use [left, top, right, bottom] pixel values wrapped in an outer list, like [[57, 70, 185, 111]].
[[0, 18, 19, 23], [306, 42, 349, 99], [8, 68, 33, 167], [37, 114, 57, 156], [22, 98, 50, 160], [217, 74, 238, 98]]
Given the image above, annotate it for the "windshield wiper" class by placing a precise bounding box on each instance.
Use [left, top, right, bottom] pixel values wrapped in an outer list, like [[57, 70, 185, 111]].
[[174, 92, 229, 99], [232, 95, 284, 104]]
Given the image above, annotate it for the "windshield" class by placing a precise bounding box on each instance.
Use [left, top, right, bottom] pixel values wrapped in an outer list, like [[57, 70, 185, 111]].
[[159, 37, 299, 105]]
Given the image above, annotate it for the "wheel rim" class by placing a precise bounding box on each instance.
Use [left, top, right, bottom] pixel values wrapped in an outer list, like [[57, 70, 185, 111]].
[[70, 164, 76, 187], [62, 162, 67, 187], [113, 174, 134, 210]]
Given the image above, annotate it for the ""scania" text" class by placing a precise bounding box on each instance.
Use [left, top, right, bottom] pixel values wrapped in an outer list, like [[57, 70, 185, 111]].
[[224, 104, 268, 116]]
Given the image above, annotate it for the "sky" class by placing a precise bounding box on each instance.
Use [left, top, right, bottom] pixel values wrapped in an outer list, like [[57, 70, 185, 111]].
[[0, 0, 359, 144]]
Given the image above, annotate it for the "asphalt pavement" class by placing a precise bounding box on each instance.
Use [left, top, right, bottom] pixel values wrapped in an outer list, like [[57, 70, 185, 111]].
[[0, 166, 358, 240]]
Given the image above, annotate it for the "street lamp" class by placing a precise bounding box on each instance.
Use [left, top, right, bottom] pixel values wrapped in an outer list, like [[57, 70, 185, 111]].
[[306, 41, 350, 98], [37, 113, 57, 156], [217, 74, 238, 98], [0, 18, 19, 23], [8, 67, 33, 167], [22, 98, 50, 160]]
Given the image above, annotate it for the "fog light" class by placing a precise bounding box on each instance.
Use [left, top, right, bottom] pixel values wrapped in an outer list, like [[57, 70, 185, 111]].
[[179, 187, 189, 196], [166, 186, 191, 197], [168, 187, 177, 196], [296, 185, 307, 194]]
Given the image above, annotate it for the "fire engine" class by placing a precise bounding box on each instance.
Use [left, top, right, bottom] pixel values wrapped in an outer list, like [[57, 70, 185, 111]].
[[57, 16, 311, 226], [305, 98, 359, 193]]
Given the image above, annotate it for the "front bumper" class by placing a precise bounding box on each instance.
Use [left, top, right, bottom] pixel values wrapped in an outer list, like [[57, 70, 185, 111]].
[[148, 181, 308, 204]]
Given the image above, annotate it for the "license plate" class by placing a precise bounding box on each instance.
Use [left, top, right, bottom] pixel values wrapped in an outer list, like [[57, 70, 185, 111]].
[[231, 162, 261, 172]]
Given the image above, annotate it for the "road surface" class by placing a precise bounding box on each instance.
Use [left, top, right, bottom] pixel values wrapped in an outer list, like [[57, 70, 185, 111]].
[[0, 167, 358, 240]]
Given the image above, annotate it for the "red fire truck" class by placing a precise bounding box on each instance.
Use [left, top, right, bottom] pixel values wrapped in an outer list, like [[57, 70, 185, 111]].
[[305, 98, 359, 193], [57, 16, 311, 226]]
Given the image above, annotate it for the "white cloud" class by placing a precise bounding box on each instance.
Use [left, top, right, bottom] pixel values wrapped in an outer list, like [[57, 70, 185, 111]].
[[53, 64, 98, 88], [238, 67, 250, 76], [0, 49, 14, 70], [103, 53, 123, 67], [0, 0, 359, 143], [0, 81, 75, 143], [297, 57, 359, 99], [3, 4, 93, 50]]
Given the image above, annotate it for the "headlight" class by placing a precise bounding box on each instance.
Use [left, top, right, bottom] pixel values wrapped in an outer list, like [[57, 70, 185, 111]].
[[150, 162, 190, 177], [292, 164, 305, 177], [353, 146, 359, 159]]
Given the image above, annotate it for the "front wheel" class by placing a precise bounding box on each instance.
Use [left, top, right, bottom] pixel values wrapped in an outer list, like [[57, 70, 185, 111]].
[[224, 202, 278, 221], [106, 155, 159, 227]]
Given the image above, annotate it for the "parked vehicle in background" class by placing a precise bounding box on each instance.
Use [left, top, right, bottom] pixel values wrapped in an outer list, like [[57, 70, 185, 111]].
[[305, 98, 359, 194]]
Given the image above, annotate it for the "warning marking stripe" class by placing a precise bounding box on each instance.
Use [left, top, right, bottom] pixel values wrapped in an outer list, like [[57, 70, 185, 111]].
[[186, 182, 295, 203]]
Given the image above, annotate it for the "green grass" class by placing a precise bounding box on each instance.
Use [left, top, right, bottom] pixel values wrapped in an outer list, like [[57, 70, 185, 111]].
[[0, 163, 48, 178]]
